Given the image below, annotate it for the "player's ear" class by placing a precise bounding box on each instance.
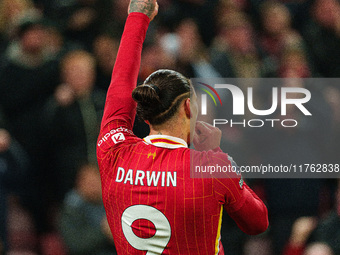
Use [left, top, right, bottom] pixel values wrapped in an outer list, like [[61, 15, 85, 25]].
[[184, 98, 191, 118]]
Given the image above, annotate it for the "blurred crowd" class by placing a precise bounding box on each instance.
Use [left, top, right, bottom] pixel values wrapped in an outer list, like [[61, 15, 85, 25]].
[[0, 0, 339, 254]]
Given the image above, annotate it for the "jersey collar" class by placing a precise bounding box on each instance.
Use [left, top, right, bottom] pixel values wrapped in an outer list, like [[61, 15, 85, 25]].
[[143, 135, 188, 149]]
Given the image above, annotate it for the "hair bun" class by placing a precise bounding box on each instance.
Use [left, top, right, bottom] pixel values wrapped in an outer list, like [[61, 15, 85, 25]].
[[132, 84, 161, 106], [132, 84, 163, 122], [132, 69, 191, 125]]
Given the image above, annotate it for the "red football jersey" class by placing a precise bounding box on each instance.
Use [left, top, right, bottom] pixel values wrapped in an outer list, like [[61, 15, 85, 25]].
[[97, 12, 268, 255]]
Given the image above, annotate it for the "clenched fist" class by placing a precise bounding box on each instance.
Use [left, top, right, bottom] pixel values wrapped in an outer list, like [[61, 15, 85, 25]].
[[193, 121, 222, 151], [128, 0, 159, 21]]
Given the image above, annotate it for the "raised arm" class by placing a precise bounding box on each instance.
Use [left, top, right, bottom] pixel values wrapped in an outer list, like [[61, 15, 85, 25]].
[[100, 0, 158, 130]]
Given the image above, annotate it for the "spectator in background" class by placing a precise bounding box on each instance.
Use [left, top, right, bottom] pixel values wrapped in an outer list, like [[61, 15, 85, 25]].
[[0, 112, 31, 254], [215, 0, 247, 17], [304, 243, 334, 255], [259, 1, 307, 76], [0, 0, 34, 55], [322, 86, 340, 165], [301, 0, 340, 77], [158, 0, 219, 46], [107, 0, 132, 34], [259, 1, 304, 58], [278, 48, 311, 78], [59, 164, 116, 255], [210, 11, 266, 78], [174, 18, 221, 77], [93, 34, 119, 91], [44, 0, 114, 51], [0, 8, 60, 235], [283, 179, 340, 255], [155, 18, 220, 79], [0, 8, 59, 155], [43, 50, 105, 204], [0, 129, 11, 255], [283, 217, 319, 255], [139, 38, 176, 82], [308, 179, 340, 254], [43, 19, 83, 63]]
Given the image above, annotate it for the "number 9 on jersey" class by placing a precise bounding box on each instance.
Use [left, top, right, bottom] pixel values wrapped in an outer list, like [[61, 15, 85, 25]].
[[121, 205, 171, 254]]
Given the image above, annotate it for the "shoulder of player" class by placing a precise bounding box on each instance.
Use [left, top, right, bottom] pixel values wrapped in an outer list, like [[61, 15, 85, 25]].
[[97, 120, 141, 149], [190, 148, 242, 185], [190, 148, 232, 165]]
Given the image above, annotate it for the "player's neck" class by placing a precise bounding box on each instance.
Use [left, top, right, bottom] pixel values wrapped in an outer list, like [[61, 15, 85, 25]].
[[148, 107, 191, 143], [149, 128, 185, 139], [149, 123, 189, 143]]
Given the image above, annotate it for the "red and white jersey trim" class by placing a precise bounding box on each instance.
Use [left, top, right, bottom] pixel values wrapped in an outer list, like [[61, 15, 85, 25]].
[[143, 135, 188, 149]]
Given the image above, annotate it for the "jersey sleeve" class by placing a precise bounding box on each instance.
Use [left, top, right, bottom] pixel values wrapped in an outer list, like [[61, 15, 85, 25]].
[[100, 12, 150, 131], [224, 183, 269, 235], [193, 149, 269, 235]]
